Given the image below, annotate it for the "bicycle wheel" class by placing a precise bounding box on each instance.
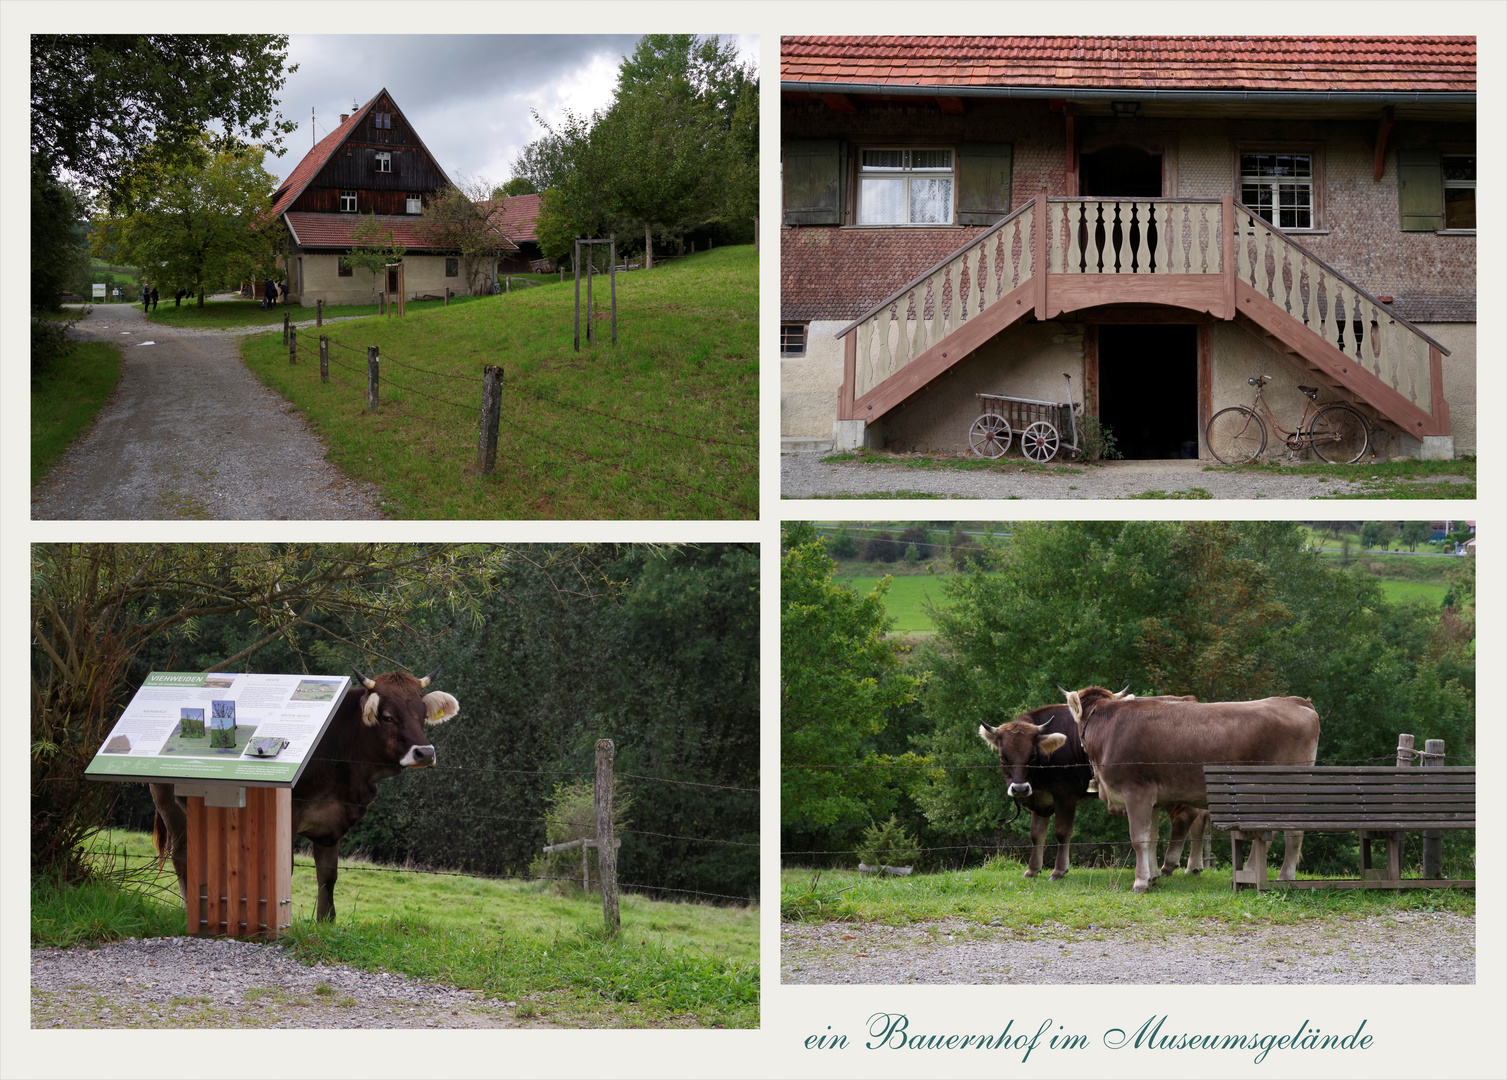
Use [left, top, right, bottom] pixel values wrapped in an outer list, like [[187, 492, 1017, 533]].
[[969, 414, 1011, 458], [1205, 406, 1266, 464], [1308, 404, 1369, 463]]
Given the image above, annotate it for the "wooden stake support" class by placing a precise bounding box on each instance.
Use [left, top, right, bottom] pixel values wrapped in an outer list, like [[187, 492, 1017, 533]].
[[181, 785, 293, 938]]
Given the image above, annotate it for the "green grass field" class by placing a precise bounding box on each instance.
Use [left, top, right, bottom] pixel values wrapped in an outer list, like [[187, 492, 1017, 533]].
[[36, 830, 758, 1028], [834, 574, 951, 633], [239, 247, 756, 519], [31, 340, 123, 484], [780, 862, 1472, 932]]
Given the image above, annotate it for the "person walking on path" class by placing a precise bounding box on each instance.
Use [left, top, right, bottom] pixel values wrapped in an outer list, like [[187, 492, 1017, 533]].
[[264, 278, 277, 309], [279, 279, 289, 305], [150, 286, 159, 311], [141, 285, 150, 313]]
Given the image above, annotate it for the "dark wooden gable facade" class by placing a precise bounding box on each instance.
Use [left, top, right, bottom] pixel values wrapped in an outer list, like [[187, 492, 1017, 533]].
[[287, 90, 450, 216]]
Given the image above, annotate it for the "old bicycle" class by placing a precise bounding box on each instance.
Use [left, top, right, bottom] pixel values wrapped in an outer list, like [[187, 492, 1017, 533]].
[[1205, 375, 1370, 465]]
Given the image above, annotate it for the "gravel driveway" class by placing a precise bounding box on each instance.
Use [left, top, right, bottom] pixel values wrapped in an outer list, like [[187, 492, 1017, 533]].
[[781, 911, 1473, 984], [782, 451, 1384, 500], [32, 303, 383, 520], [30, 935, 549, 1028]]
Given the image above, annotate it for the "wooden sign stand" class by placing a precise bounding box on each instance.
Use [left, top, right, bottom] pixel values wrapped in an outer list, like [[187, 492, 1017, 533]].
[[179, 785, 293, 938]]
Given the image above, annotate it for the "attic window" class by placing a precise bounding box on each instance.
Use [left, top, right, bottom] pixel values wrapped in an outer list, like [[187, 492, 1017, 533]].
[[376, 152, 391, 173], [374, 111, 391, 129]]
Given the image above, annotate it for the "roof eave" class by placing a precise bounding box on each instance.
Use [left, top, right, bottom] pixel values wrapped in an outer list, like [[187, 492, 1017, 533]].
[[780, 81, 1476, 106]]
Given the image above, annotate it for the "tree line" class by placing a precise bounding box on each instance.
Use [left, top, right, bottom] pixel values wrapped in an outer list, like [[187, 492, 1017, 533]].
[[504, 35, 758, 269], [32, 544, 758, 904], [781, 521, 1475, 877]]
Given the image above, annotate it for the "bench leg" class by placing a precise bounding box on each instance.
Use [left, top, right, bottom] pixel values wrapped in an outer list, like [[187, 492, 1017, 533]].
[[1360, 829, 1404, 889], [1229, 830, 1272, 892]]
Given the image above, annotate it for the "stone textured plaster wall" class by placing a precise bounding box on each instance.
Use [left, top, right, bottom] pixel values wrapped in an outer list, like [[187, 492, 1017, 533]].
[[874, 322, 1085, 454], [783, 323, 845, 439], [295, 253, 463, 307], [1425, 322, 1476, 457]]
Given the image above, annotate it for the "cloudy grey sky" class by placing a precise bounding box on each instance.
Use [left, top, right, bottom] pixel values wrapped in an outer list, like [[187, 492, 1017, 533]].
[[268, 35, 758, 190]]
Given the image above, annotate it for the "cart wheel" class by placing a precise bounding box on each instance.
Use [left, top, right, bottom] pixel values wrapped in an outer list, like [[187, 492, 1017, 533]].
[[1020, 421, 1060, 463], [969, 414, 1011, 459]]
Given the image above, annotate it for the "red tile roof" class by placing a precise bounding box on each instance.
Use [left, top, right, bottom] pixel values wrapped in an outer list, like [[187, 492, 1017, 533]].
[[284, 212, 517, 252], [271, 92, 382, 218], [781, 37, 1476, 93], [479, 193, 542, 244]]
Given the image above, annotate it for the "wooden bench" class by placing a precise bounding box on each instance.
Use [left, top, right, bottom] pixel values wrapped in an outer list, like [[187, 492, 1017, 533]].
[[1203, 765, 1475, 892]]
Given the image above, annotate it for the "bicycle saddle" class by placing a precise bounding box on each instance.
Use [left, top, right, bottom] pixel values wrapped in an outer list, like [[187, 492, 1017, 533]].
[[1298, 385, 1319, 400]]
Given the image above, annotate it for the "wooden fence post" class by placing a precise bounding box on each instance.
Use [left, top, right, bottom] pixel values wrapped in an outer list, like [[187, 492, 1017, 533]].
[[288, 327, 296, 365], [282, 312, 289, 345], [444, 287, 450, 307], [1422, 738, 1444, 877], [367, 346, 379, 411], [316, 298, 323, 327], [594, 739, 619, 932], [1396, 733, 1414, 768], [573, 239, 581, 351], [609, 236, 617, 346], [319, 335, 329, 383], [476, 365, 504, 475]]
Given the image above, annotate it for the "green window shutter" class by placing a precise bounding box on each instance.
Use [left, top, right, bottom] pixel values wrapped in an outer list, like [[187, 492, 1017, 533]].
[[1396, 148, 1442, 232], [957, 143, 1013, 225], [783, 140, 846, 225]]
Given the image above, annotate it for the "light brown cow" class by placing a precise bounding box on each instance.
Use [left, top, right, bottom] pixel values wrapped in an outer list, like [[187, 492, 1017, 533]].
[[1065, 686, 1320, 892]]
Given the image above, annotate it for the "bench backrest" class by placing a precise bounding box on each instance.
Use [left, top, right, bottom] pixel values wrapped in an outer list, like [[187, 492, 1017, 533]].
[[1204, 766, 1475, 832]]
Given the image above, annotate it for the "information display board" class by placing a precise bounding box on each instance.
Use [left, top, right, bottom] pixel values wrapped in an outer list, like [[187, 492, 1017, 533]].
[[84, 672, 351, 787]]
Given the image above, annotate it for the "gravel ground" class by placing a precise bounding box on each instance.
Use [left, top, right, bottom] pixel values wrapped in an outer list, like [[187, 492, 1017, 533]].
[[30, 935, 551, 1028], [32, 303, 383, 520], [781, 911, 1474, 984], [781, 451, 1407, 500]]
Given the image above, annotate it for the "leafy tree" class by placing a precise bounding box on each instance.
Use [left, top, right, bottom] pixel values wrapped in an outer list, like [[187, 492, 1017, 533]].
[[344, 213, 408, 304], [422, 177, 512, 295], [827, 528, 858, 561], [615, 35, 752, 126], [495, 177, 537, 198], [1360, 521, 1388, 550], [30, 35, 298, 210], [781, 540, 922, 854], [89, 133, 279, 306], [1400, 520, 1432, 552], [31, 162, 91, 311], [527, 110, 618, 265]]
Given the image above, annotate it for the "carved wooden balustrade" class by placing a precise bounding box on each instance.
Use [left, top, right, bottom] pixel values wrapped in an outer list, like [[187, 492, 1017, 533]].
[[836, 194, 1450, 439], [1232, 204, 1448, 429]]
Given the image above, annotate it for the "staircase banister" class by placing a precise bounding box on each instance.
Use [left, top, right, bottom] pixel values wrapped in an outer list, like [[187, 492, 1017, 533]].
[[833, 201, 1036, 339], [1046, 196, 1224, 203], [1232, 200, 1451, 356]]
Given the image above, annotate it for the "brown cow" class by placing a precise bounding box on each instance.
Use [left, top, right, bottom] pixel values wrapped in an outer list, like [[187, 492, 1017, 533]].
[[979, 697, 1208, 880], [151, 667, 459, 921], [1065, 686, 1319, 892]]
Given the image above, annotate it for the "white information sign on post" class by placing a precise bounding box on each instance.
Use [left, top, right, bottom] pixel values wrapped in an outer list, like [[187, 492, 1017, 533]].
[[85, 672, 351, 787], [92, 283, 106, 298]]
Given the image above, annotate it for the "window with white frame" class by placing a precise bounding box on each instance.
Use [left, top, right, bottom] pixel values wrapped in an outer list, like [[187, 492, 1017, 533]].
[[406, 193, 422, 214], [780, 323, 807, 357], [1442, 153, 1475, 230], [858, 148, 954, 225], [340, 189, 357, 212], [376, 152, 391, 173], [1240, 153, 1314, 229]]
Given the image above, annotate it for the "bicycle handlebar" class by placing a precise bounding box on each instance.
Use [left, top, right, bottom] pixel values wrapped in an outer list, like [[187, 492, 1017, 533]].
[[1248, 375, 1272, 387]]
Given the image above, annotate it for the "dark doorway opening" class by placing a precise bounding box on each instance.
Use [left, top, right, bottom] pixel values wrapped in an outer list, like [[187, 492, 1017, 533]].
[[1080, 146, 1162, 197], [1098, 324, 1199, 459]]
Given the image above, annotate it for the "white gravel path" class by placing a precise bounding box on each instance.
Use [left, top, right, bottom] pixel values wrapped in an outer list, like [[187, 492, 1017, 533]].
[[779, 451, 1463, 500], [781, 911, 1474, 984], [32, 303, 383, 520], [30, 935, 549, 1028]]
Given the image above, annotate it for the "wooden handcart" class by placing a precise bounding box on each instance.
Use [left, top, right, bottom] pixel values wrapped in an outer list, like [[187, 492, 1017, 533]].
[[969, 373, 1082, 462]]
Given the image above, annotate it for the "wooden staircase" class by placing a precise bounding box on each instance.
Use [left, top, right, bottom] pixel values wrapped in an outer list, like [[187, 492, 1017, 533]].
[[837, 195, 1450, 441]]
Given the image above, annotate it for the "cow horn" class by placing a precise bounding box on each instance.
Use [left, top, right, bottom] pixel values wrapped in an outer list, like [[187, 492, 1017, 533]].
[[418, 666, 440, 688], [351, 666, 376, 690], [1116, 684, 1132, 698]]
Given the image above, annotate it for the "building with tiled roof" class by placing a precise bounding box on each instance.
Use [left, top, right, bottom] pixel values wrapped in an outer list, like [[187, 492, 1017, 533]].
[[479, 194, 554, 273], [780, 37, 1475, 462], [269, 88, 514, 305]]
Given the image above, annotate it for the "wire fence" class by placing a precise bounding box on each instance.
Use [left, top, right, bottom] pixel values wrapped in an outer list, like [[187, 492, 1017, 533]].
[[293, 332, 756, 514], [783, 752, 1477, 771]]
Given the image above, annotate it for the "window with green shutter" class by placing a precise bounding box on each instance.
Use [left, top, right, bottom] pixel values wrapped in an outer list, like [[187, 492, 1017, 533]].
[[783, 140, 847, 225], [957, 143, 1013, 225], [1396, 149, 1443, 232]]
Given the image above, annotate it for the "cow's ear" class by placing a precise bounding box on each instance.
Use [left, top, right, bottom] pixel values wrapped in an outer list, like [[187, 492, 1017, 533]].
[[361, 692, 381, 727], [422, 691, 460, 725], [1038, 732, 1068, 757], [1063, 689, 1083, 725], [977, 723, 995, 744]]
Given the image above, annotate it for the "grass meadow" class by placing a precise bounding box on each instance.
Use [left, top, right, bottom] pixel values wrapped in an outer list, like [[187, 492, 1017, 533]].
[[239, 247, 757, 519], [34, 829, 758, 1028], [31, 339, 122, 484]]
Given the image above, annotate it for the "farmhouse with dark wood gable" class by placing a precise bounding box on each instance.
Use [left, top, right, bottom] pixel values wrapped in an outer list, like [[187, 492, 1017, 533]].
[[269, 88, 516, 305], [781, 36, 1476, 460]]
